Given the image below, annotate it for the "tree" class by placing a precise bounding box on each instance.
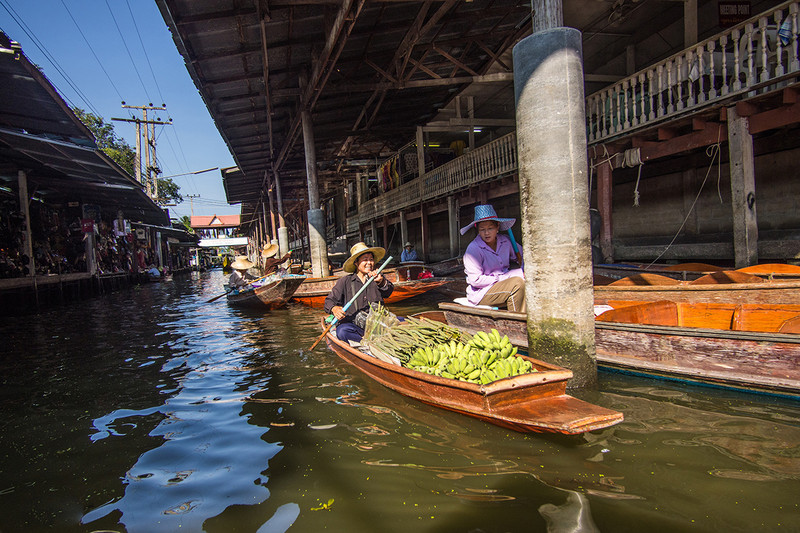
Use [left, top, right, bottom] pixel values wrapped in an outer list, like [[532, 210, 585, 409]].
[[72, 108, 182, 205], [178, 215, 195, 233]]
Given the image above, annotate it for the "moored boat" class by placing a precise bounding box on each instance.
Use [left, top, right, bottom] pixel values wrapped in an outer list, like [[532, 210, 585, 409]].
[[322, 316, 623, 434], [292, 269, 454, 307], [436, 301, 800, 398], [594, 262, 800, 282], [227, 274, 306, 309]]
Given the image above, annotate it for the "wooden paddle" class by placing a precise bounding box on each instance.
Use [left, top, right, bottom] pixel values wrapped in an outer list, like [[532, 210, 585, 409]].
[[205, 272, 273, 303], [309, 255, 393, 351]]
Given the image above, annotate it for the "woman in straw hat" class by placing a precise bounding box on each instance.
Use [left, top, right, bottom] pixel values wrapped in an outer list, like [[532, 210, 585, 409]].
[[228, 255, 257, 289], [261, 243, 292, 275], [461, 204, 526, 312], [324, 242, 394, 343]]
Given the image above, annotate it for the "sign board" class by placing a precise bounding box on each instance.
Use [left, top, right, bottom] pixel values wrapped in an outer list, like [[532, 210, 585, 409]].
[[81, 219, 94, 233], [718, 1, 751, 27], [135, 228, 146, 240], [82, 204, 101, 222]]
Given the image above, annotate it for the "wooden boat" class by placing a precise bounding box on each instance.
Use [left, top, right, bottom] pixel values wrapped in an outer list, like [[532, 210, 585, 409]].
[[322, 317, 623, 434], [291, 269, 454, 307], [595, 262, 800, 282], [227, 274, 306, 309], [594, 269, 800, 305], [436, 301, 800, 398], [426, 256, 464, 277]]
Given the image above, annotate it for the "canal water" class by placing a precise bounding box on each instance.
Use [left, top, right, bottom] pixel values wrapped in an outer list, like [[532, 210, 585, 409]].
[[1, 270, 799, 533]]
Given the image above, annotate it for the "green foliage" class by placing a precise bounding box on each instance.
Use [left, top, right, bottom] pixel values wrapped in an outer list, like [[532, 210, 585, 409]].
[[178, 215, 194, 233], [72, 107, 182, 205]]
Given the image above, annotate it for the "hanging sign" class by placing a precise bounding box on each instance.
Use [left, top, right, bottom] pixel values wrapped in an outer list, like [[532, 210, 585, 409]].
[[718, 1, 751, 28], [81, 219, 94, 233]]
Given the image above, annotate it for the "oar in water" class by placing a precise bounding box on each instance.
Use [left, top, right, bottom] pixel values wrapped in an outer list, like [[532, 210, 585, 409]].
[[309, 255, 393, 351], [205, 272, 273, 303]]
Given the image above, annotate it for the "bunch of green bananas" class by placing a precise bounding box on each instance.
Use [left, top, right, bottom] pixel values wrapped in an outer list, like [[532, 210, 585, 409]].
[[405, 329, 535, 384]]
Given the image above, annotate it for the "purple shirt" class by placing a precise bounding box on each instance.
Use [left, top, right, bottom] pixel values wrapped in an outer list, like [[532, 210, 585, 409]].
[[463, 234, 524, 305]]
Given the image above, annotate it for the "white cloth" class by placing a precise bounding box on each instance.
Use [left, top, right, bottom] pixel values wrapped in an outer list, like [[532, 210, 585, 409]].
[[453, 297, 496, 310]]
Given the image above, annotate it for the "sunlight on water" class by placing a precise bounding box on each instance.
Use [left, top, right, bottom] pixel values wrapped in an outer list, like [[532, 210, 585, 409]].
[[0, 269, 799, 532]]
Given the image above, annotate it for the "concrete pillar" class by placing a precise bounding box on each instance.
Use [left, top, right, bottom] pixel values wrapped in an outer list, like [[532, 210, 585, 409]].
[[17, 170, 35, 276], [273, 171, 289, 258], [727, 106, 758, 267], [597, 158, 613, 263], [156, 231, 163, 268], [302, 109, 329, 277], [514, 26, 597, 388], [416, 126, 425, 178], [447, 195, 459, 258], [355, 172, 364, 206]]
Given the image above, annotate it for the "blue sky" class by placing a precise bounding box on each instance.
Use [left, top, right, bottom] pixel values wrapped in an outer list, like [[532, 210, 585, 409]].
[[0, 0, 241, 221]]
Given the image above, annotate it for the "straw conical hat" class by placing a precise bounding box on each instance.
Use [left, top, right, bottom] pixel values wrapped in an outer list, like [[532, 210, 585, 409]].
[[342, 242, 385, 273], [261, 243, 279, 258], [230, 256, 254, 270]]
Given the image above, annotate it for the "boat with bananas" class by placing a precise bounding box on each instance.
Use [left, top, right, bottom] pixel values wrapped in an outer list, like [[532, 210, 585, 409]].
[[227, 274, 306, 309], [292, 269, 455, 307], [436, 301, 800, 398], [322, 314, 623, 434]]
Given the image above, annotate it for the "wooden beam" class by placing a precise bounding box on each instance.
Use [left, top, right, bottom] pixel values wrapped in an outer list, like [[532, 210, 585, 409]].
[[635, 123, 727, 162]]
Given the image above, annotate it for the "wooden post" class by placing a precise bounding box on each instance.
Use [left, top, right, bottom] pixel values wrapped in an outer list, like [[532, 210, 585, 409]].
[[421, 204, 430, 262], [532, 0, 562, 33], [727, 106, 758, 267], [17, 170, 35, 277], [448, 195, 459, 258], [399, 210, 408, 249], [134, 120, 142, 185], [597, 157, 613, 262], [382, 215, 389, 249], [370, 220, 377, 247]]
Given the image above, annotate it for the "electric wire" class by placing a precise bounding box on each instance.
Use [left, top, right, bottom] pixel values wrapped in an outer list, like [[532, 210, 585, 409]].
[[123, 0, 167, 108], [59, 0, 125, 104], [104, 0, 153, 104], [0, 0, 100, 116]]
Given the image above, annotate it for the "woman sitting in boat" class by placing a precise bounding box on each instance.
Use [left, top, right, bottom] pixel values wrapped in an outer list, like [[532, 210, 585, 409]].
[[324, 242, 394, 343], [228, 256, 257, 289], [261, 243, 292, 275], [461, 204, 526, 312]]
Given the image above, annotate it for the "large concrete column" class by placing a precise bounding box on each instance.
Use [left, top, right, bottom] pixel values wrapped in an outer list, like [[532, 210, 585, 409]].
[[17, 170, 35, 276], [447, 195, 459, 258], [302, 109, 329, 278], [727, 106, 758, 267], [514, 26, 597, 388], [273, 171, 290, 258]]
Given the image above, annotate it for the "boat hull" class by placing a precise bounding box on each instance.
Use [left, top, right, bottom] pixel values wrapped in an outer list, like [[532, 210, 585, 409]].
[[323, 317, 623, 434], [595, 279, 800, 305], [227, 275, 306, 309], [436, 302, 800, 398], [292, 271, 454, 307]]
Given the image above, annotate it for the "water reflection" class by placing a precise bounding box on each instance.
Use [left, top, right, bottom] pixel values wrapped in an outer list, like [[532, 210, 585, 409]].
[[1, 271, 799, 532]]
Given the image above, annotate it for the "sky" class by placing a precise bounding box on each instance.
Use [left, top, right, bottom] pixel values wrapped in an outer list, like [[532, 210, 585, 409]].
[[0, 0, 241, 221]]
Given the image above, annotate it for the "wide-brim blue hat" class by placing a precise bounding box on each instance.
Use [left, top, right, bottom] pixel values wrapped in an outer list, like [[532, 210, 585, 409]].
[[460, 204, 516, 235]]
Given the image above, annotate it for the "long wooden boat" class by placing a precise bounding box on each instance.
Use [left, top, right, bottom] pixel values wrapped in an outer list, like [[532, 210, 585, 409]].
[[594, 269, 800, 305], [292, 269, 454, 307], [436, 301, 800, 398], [322, 317, 623, 434], [595, 262, 800, 282], [227, 274, 306, 309]]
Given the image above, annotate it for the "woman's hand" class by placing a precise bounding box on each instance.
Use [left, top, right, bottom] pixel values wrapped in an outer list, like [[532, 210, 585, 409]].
[[368, 270, 384, 284], [331, 305, 346, 320]]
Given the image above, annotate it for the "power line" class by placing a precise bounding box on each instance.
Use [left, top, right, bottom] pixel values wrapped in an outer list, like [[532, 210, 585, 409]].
[[59, 0, 125, 104], [0, 0, 100, 116], [104, 0, 152, 104], [123, 0, 167, 108]]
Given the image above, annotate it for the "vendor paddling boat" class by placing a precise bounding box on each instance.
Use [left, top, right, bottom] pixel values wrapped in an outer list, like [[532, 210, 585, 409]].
[[227, 274, 306, 309], [322, 315, 623, 435], [437, 301, 800, 398], [292, 268, 454, 307]]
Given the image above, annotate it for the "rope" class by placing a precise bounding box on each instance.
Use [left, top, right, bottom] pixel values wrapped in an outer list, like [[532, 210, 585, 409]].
[[646, 129, 723, 268], [622, 148, 644, 206]]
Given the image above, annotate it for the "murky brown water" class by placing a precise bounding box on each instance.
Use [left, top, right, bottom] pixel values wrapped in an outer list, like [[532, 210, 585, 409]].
[[1, 269, 799, 532]]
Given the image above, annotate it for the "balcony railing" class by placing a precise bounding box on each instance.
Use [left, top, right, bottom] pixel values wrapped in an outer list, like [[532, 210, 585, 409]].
[[586, 0, 800, 143], [357, 132, 517, 222]]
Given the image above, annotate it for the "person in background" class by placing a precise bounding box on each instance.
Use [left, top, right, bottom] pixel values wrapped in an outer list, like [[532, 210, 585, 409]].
[[228, 256, 257, 289], [461, 204, 525, 312], [261, 243, 292, 275], [324, 242, 394, 343], [400, 241, 418, 262]]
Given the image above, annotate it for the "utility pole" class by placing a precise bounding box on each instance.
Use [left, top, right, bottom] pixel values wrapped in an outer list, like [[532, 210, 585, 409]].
[[112, 103, 171, 203], [186, 194, 200, 217]]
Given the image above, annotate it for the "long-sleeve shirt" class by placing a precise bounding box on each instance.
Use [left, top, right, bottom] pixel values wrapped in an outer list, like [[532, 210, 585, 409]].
[[324, 273, 394, 323], [463, 234, 524, 305], [263, 252, 292, 275], [400, 249, 418, 262], [229, 270, 256, 288]]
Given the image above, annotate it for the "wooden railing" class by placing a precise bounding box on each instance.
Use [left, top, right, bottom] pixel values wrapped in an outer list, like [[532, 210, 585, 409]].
[[357, 132, 517, 222], [586, 0, 800, 143]]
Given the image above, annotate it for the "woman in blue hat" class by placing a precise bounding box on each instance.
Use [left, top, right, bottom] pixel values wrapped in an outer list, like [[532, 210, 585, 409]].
[[461, 205, 526, 312]]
